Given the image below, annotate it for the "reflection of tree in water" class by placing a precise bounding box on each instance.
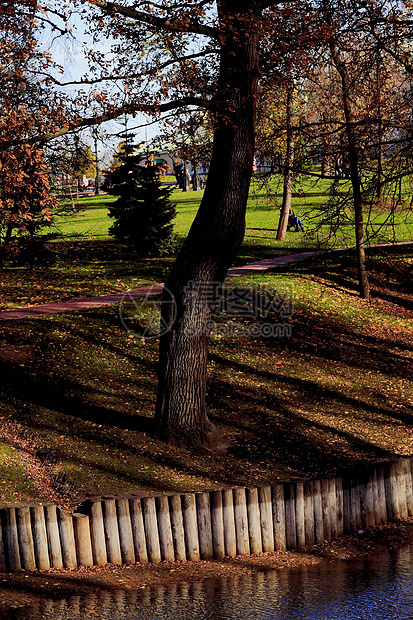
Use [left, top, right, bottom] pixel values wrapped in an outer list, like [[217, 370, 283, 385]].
[[4, 548, 413, 620]]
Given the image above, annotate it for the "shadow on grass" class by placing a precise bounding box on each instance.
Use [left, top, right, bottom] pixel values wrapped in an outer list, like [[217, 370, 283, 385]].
[[0, 242, 412, 494], [0, 360, 154, 434], [207, 354, 409, 479]]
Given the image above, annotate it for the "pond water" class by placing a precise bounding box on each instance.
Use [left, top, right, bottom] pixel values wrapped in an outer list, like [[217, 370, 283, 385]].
[[2, 546, 413, 619]]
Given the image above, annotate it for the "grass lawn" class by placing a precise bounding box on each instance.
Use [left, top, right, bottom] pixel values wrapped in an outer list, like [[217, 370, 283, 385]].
[[0, 230, 412, 506], [0, 174, 412, 506], [1, 173, 412, 310]]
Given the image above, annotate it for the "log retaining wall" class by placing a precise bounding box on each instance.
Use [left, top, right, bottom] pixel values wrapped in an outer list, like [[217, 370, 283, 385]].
[[1, 458, 412, 572]]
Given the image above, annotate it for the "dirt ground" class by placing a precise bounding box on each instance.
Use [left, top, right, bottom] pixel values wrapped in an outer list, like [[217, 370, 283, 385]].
[[1, 518, 413, 612]]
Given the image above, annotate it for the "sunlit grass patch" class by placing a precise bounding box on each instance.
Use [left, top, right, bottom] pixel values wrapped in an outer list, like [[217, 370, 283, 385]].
[[0, 241, 412, 504], [0, 443, 38, 503]]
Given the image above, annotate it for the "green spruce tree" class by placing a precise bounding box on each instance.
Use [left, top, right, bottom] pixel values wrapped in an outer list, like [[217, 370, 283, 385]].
[[105, 156, 177, 257]]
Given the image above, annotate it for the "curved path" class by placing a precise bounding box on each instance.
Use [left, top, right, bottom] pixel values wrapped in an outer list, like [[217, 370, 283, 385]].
[[0, 242, 410, 320], [0, 251, 319, 321]]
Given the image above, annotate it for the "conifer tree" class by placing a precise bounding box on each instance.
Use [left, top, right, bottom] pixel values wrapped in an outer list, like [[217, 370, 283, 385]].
[[105, 156, 177, 257]]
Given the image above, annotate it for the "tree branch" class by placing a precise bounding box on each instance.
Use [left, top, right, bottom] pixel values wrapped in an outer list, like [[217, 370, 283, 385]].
[[40, 49, 219, 87], [89, 0, 219, 38], [3, 97, 211, 147]]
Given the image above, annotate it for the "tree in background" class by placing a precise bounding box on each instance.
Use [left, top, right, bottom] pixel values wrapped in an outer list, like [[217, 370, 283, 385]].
[[105, 156, 177, 257], [0, 146, 56, 269], [0, 0, 61, 276], [318, 0, 411, 300], [70, 144, 96, 183], [154, 110, 214, 190]]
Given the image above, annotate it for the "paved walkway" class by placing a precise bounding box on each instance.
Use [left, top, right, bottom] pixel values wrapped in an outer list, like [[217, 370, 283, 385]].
[[0, 242, 410, 320], [0, 251, 320, 321]]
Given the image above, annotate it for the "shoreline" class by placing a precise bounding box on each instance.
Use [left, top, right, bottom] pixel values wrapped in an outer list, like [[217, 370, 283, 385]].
[[1, 517, 413, 612]]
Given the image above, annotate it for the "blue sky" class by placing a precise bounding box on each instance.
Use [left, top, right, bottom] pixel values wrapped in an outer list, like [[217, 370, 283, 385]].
[[39, 6, 163, 161]]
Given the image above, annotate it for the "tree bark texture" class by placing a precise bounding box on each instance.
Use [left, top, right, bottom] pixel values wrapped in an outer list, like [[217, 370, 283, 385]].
[[329, 40, 370, 301], [277, 85, 295, 241], [155, 2, 260, 447]]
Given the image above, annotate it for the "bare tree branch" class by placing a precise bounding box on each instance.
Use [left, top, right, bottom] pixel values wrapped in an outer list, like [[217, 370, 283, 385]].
[[89, 0, 219, 38], [3, 97, 212, 148], [40, 48, 219, 86]]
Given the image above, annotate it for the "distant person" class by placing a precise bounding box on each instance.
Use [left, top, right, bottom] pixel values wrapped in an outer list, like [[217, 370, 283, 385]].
[[335, 155, 342, 179], [287, 209, 304, 232], [343, 160, 351, 178], [173, 163, 183, 188]]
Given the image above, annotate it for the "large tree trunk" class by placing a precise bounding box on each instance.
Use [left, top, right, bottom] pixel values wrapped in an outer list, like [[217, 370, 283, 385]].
[[277, 85, 295, 241], [154, 2, 260, 448], [329, 40, 370, 301]]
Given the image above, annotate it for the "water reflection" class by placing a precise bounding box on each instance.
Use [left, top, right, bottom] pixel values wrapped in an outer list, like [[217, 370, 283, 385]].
[[2, 546, 413, 619]]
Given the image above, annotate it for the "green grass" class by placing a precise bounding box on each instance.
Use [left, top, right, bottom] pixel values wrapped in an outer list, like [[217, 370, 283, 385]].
[[53, 174, 413, 248], [0, 244, 412, 504], [2, 172, 411, 311], [0, 443, 38, 503], [53, 194, 118, 238], [0, 174, 412, 504]]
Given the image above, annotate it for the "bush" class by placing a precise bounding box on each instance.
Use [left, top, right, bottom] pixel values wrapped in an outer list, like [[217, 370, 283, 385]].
[[105, 157, 177, 257]]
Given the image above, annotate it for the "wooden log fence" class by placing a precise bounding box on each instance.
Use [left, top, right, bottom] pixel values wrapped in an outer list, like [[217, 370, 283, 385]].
[[1, 457, 413, 573]]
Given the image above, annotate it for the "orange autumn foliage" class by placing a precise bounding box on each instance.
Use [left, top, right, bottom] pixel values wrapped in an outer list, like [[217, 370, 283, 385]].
[[0, 1, 61, 262]]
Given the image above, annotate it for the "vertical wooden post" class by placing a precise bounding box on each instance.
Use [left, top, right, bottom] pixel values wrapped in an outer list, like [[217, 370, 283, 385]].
[[259, 486, 274, 552], [371, 469, 380, 525], [58, 509, 77, 569], [222, 489, 237, 557], [89, 501, 107, 566], [247, 487, 262, 555], [116, 498, 136, 565], [350, 477, 362, 531], [328, 478, 338, 539], [284, 484, 297, 549], [129, 498, 148, 564], [272, 484, 286, 551], [313, 480, 324, 543], [0, 515, 6, 573], [142, 497, 162, 564], [366, 471, 376, 527], [233, 487, 250, 556], [182, 494, 200, 561], [295, 483, 305, 548], [360, 471, 375, 529], [103, 500, 122, 565], [304, 481, 315, 547], [342, 476, 351, 535], [321, 479, 331, 542], [335, 477, 344, 537], [399, 460, 408, 518], [157, 496, 175, 562], [211, 491, 225, 559], [377, 466, 387, 523], [73, 513, 94, 567], [402, 460, 413, 516], [169, 495, 186, 562], [196, 492, 214, 560], [16, 507, 36, 571], [45, 505, 63, 569], [4, 508, 22, 572], [385, 461, 400, 519], [31, 505, 50, 570]]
